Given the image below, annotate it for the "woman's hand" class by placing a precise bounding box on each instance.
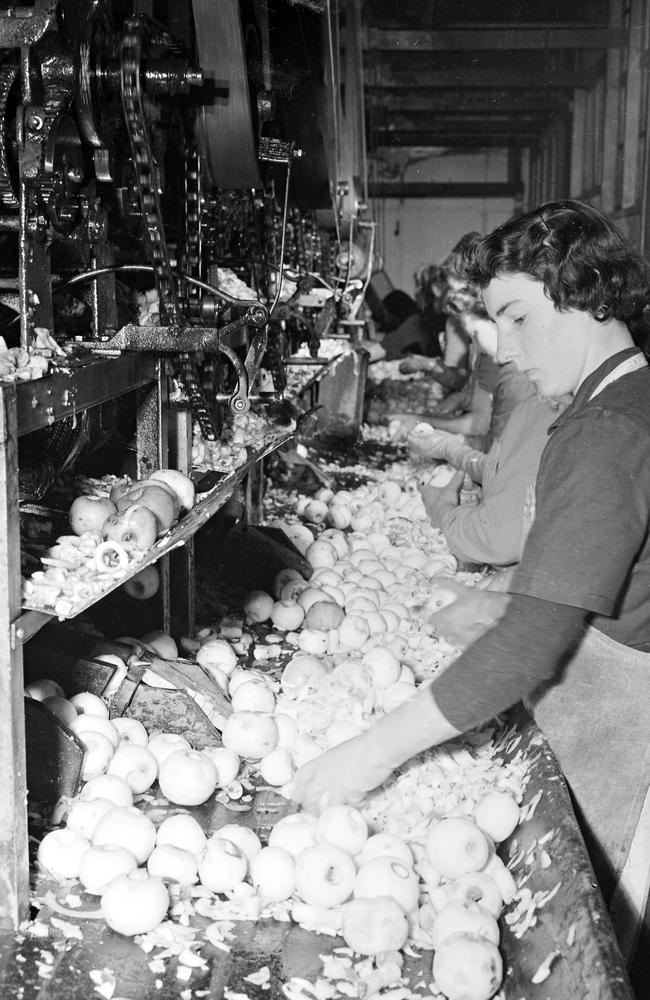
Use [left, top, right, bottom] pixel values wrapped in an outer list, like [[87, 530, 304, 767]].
[[419, 470, 465, 527], [290, 734, 394, 813], [430, 588, 510, 650]]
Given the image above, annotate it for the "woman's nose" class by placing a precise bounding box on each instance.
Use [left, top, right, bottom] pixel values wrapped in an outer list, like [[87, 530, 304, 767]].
[[496, 331, 516, 365]]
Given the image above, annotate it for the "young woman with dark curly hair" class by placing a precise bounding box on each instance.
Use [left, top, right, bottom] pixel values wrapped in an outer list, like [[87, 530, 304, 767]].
[[291, 200, 650, 964]]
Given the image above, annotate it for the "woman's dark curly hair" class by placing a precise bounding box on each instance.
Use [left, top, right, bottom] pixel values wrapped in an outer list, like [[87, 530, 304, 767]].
[[459, 200, 650, 325]]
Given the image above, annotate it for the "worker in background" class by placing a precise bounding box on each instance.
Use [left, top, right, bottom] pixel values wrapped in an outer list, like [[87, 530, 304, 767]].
[[388, 234, 496, 440], [390, 304, 501, 448], [413, 318, 564, 569], [379, 265, 447, 361], [292, 201, 650, 957]]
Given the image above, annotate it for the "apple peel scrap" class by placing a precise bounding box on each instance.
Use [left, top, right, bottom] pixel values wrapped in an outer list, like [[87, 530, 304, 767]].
[[23, 531, 145, 617]]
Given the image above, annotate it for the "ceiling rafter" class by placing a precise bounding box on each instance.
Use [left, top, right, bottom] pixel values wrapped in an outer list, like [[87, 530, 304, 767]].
[[362, 25, 624, 52]]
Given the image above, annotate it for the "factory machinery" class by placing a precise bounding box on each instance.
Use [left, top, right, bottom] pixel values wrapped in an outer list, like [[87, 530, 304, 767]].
[[0, 0, 372, 927], [0, 9, 635, 1000]]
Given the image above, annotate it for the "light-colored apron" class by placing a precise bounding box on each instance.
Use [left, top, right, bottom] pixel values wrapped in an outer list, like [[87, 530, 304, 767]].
[[529, 625, 650, 961], [528, 351, 650, 963]]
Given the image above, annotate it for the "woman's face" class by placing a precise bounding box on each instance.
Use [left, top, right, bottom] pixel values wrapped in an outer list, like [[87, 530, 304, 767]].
[[483, 273, 592, 397]]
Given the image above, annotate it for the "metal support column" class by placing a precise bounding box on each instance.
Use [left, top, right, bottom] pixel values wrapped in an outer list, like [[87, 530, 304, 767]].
[[0, 383, 30, 929]]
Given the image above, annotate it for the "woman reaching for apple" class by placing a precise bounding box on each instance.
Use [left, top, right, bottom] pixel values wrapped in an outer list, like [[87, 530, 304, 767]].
[[292, 200, 650, 956]]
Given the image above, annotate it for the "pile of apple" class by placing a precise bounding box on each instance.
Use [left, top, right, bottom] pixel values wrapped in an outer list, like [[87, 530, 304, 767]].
[[191, 410, 277, 474], [34, 680, 517, 1000], [21, 468, 195, 615]]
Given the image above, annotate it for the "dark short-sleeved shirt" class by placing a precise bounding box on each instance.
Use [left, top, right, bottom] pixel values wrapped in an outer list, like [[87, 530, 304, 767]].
[[510, 348, 650, 651]]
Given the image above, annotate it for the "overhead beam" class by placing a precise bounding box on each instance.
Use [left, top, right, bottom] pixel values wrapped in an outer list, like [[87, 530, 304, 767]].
[[365, 90, 571, 113], [362, 26, 625, 51], [363, 66, 601, 89], [367, 182, 522, 198], [371, 112, 552, 131], [372, 130, 538, 148]]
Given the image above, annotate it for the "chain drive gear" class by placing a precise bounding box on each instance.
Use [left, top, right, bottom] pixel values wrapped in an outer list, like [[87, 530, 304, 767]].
[[120, 14, 217, 440]]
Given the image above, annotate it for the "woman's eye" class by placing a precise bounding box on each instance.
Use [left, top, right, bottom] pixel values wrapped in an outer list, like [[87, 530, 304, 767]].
[[512, 315, 525, 326]]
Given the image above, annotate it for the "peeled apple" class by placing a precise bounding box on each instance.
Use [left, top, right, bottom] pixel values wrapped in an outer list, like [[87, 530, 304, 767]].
[[270, 600, 305, 632], [432, 932, 503, 1000], [198, 836, 248, 893], [427, 817, 490, 880], [472, 790, 520, 843], [250, 846, 296, 902], [222, 711, 278, 760], [92, 805, 156, 864], [196, 638, 238, 677], [305, 539, 337, 569], [101, 871, 169, 936], [147, 844, 198, 886], [37, 828, 90, 880], [79, 844, 138, 895], [157, 749, 218, 805], [305, 600, 344, 631], [354, 856, 419, 914], [156, 813, 207, 857], [214, 824, 262, 864], [341, 896, 409, 956], [243, 590, 274, 623], [431, 900, 500, 951]]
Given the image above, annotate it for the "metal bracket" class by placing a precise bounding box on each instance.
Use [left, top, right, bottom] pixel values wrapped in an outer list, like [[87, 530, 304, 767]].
[[9, 621, 25, 651], [81, 301, 269, 413]]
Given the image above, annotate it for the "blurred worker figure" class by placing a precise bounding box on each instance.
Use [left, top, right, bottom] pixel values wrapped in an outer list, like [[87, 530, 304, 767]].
[[412, 319, 564, 570]]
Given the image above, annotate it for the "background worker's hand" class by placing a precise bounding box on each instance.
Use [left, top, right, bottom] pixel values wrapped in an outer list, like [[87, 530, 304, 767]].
[[407, 426, 458, 462], [398, 355, 437, 375], [418, 470, 465, 527], [387, 413, 422, 441]]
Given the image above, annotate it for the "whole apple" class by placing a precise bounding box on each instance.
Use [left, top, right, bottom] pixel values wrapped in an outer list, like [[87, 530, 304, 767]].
[[122, 564, 160, 600], [149, 468, 195, 512], [117, 484, 177, 535], [69, 495, 117, 536], [103, 505, 157, 552]]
